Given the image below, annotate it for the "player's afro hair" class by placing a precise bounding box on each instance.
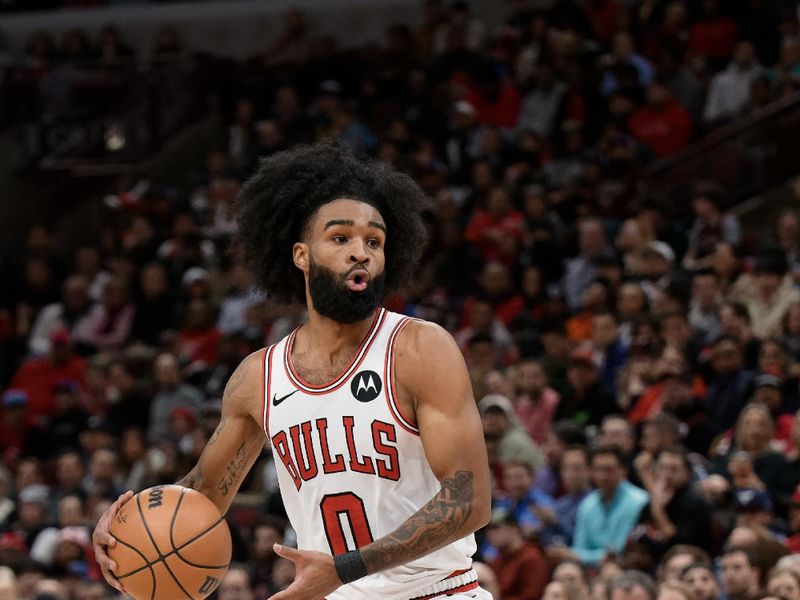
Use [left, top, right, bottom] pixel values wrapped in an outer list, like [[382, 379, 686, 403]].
[[234, 140, 428, 304]]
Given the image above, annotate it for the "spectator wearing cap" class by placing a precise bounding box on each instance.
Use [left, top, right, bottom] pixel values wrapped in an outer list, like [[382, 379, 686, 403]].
[[485, 509, 549, 600], [148, 353, 204, 444], [751, 368, 794, 451], [27, 274, 92, 357], [479, 395, 543, 473], [734, 488, 778, 533], [557, 348, 618, 427], [0, 390, 44, 461], [562, 446, 649, 566], [10, 329, 87, 420], [177, 299, 221, 371], [639, 241, 676, 303], [748, 249, 800, 339]]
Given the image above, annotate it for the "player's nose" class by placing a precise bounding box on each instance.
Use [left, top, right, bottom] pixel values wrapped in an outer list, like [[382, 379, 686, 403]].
[[349, 240, 369, 263]]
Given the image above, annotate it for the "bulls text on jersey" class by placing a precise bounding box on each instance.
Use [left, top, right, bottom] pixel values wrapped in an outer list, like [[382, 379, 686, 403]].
[[271, 416, 400, 490]]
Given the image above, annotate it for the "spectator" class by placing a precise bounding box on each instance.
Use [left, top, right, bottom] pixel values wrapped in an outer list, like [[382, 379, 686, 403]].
[[720, 547, 761, 600], [684, 185, 742, 272], [130, 262, 176, 347], [10, 330, 87, 420], [218, 562, 255, 600], [659, 546, 712, 584], [562, 218, 609, 312], [27, 275, 91, 357], [704, 41, 765, 124], [558, 348, 618, 427], [486, 510, 549, 600], [688, 270, 722, 344], [569, 446, 649, 566], [72, 277, 135, 354], [513, 359, 560, 446], [549, 445, 592, 546], [766, 568, 800, 600], [592, 312, 628, 392], [748, 249, 800, 339], [681, 563, 720, 600], [705, 336, 754, 437], [492, 460, 556, 542], [627, 81, 693, 158], [607, 571, 657, 600], [638, 446, 713, 554], [147, 353, 204, 444]]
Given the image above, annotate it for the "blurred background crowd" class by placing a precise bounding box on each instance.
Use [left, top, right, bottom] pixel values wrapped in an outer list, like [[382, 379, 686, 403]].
[[2, 1, 800, 599]]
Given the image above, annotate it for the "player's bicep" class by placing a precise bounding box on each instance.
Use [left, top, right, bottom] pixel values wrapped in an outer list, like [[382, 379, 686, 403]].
[[398, 323, 490, 489]]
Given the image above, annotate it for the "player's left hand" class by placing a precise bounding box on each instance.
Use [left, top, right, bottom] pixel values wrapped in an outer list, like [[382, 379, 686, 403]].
[[270, 544, 341, 600]]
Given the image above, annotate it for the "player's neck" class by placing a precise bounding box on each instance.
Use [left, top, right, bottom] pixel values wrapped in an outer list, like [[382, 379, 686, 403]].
[[301, 307, 379, 356]]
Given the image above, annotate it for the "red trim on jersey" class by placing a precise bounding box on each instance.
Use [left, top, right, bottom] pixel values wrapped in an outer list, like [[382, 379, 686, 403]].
[[410, 580, 479, 599], [383, 317, 419, 435], [283, 308, 387, 395], [261, 345, 274, 437]]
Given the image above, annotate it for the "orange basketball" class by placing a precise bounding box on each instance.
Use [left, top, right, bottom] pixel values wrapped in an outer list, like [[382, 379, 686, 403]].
[[108, 485, 231, 600]]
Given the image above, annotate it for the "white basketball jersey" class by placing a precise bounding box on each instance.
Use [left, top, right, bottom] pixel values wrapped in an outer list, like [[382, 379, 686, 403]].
[[262, 308, 477, 600]]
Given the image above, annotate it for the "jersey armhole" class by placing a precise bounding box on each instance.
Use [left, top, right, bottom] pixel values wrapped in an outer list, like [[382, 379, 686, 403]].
[[262, 344, 276, 437], [384, 317, 420, 436]]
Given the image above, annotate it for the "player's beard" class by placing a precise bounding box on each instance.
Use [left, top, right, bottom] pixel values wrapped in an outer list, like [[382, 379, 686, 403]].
[[308, 257, 386, 324]]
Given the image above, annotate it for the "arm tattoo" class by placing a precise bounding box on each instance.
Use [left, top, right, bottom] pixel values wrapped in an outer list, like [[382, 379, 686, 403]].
[[176, 463, 203, 490], [217, 441, 248, 496], [360, 471, 474, 574]]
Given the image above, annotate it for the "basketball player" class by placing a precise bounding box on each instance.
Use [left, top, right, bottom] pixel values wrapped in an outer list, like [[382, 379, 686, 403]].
[[93, 142, 492, 599]]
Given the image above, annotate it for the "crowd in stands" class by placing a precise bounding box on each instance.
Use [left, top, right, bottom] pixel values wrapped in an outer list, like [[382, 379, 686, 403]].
[[3, 1, 800, 599]]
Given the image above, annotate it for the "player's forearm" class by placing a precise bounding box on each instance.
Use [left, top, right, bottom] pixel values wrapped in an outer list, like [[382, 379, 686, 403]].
[[359, 470, 489, 574], [175, 416, 259, 515]]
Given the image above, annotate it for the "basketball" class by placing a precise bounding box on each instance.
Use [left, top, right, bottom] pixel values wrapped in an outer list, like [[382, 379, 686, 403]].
[[108, 485, 231, 600]]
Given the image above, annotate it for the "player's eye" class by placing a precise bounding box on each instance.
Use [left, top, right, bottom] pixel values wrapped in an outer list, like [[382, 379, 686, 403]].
[[367, 238, 381, 248], [332, 235, 347, 244]]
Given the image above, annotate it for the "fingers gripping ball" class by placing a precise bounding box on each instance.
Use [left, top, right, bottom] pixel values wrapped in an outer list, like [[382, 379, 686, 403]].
[[108, 485, 231, 600]]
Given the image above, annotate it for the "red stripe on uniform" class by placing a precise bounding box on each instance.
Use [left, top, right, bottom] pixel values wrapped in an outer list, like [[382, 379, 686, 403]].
[[410, 580, 479, 600]]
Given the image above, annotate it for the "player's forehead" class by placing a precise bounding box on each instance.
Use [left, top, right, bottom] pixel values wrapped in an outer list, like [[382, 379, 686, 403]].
[[309, 198, 386, 231]]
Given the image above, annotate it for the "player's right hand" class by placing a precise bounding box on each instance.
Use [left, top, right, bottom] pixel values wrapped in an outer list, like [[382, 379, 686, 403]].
[[92, 490, 134, 594]]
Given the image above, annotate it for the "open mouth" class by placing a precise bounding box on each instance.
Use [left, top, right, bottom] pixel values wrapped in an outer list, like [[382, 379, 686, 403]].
[[345, 269, 370, 292]]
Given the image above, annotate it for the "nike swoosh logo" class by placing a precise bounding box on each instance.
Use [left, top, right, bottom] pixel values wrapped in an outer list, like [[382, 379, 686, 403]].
[[272, 390, 298, 407]]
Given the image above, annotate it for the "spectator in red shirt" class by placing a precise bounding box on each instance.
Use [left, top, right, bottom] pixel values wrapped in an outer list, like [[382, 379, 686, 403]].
[[688, 0, 738, 69], [178, 299, 221, 372], [10, 330, 87, 420], [486, 510, 549, 600], [628, 82, 693, 158], [465, 186, 525, 264]]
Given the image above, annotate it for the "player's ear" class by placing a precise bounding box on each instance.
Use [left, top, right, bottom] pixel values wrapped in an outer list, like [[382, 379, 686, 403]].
[[293, 242, 309, 273]]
